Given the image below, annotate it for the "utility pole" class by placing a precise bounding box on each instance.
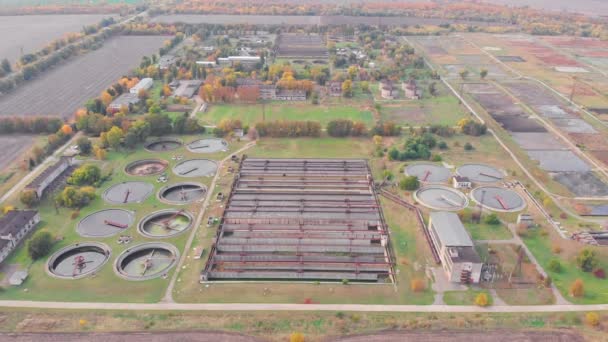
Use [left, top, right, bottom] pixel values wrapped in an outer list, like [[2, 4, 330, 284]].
[[569, 76, 577, 103]]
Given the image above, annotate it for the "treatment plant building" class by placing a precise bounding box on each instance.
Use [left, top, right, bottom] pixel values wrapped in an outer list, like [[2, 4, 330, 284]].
[[428, 211, 482, 283]]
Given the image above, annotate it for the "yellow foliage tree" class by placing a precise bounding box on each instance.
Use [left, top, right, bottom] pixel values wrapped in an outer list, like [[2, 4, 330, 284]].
[[289, 332, 305, 342], [585, 312, 600, 327], [100, 91, 113, 107], [474, 293, 489, 307], [162, 84, 173, 97]]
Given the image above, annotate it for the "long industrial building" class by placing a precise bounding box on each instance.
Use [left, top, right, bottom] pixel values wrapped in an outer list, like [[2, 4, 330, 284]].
[[202, 158, 395, 282]]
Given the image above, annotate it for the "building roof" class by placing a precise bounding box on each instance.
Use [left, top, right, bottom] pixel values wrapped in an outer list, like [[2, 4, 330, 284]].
[[109, 93, 140, 108], [0, 210, 38, 237], [158, 55, 177, 69], [236, 78, 262, 86], [130, 78, 154, 92], [25, 156, 71, 190], [173, 80, 203, 98], [454, 176, 470, 183], [276, 89, 306, 96], [9, 270, 28, 286], [430, 211, 474, 247], [449, 246, 482, 263]]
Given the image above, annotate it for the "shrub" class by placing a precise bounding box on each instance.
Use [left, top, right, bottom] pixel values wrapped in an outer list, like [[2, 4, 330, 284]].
[[570, 279, 584, 297], [548, 259, 562, 273], [410, 278, 426, 292], [464, 142, 474, 151], [593, 268, 606, 279], [474, 293, 489, 307], [551, 244, 562, 254], [289, 332, 305, 342], [342, 278, 349, 285], [431, 154, 442, 162], [438, 141, 448, 149], [27, 231, 54, 260], [576, 248, 598, 272], [484, 213, 500, 225], [399, 176, 420, 191], [585, 312, 600, 327], [559, 212, 567, 219]]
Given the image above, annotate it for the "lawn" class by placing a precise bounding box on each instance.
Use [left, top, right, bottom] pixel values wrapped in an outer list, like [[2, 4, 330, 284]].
[[443, 288, 492, 305], [465, 222, 513, 241], [522, 229, 608, 304], [199, 103, 374, 127], [0, 133, 242, 303], [379, 95, 467, 126]]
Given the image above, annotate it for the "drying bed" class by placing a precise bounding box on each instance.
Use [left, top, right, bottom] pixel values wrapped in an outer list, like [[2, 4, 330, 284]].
[[144, 138, 183, 152], [138, 209, 193, 238], [158, 182, 207, 204], [201, 158, 394, 283], [76, 209, 135, 238], [405, 163, 451, 183], [470, 186, 526, 212], [103, 181, 154, 204], [114, 242, 179, 281], [125, 159, 168, 176], [186, 138, 228, 153], [46, 242, 111, 279], [173, 159, 218, 177], [414, 185, 469, 211], [456, 164, 504, 183]]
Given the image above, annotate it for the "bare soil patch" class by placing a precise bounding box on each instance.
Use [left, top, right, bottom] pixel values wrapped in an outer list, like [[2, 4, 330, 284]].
[[335, 330, 583, 342]]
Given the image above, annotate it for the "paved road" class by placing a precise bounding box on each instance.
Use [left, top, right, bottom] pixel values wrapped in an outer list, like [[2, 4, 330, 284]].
[[0, 330, 583, 342], [0, 300, 605, 312]]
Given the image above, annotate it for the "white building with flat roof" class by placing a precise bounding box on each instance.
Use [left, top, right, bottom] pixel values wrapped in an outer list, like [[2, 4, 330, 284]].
[[428, 211, 482, 284], [129, 78, 154, 94]]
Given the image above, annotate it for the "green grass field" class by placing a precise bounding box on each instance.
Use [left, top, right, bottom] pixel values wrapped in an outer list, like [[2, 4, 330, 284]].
[[443, 289, 492, 305], [379, 95, 467, 126], [199, 103, 374, 127], [465, 222, 513, 241]]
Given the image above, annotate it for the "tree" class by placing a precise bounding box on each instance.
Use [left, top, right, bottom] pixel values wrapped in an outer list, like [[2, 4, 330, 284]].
[[20, 190, 38, 207], [585, 312, 600, 327], [145, 113, 172, 136], [480, 68, 488, 80], [576, 248, 598, 272], [459, 69, 469, 80], [360, 81, 370, 93], [76, 137, 92, 155], [474, 293, 489, 307], [347, 65, 358, 79], [60, 124, 73, 136], [106, 126, 124, 150], [373, 135, 383, 146], [162, 84, 173, 97], [548, 259, 562, 273], [428, 82, 437, 97], [100, 91, 113, 107], [399, 176, 420, 191], [124, 131, 138, 149], [484, 213, 500, 225], [341, 79, 353, 97], [68, 164, 101, 186], [570, 279, 584, 297], [27, 231, 54, 260], [93, 145, 107, 160], [1, 58, 11, 74]]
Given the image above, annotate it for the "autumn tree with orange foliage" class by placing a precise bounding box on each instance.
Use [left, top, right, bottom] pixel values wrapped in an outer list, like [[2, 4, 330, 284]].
[[60, 125, 73, 136], [162, 84, 173, 97], [237, 86, 259, 103]]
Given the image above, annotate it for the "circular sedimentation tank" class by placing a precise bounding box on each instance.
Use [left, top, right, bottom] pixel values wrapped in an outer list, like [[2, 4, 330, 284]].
[[77, 209, 135, 238], [103, 181, 154, 204], [47, 242, 111, 279], [138, 209, 193, 238], [414, 185, 469, 211], [471, 186, 526, 212], [173, 159, 218, 177], [158, 182, 207, 204], [114, 242, 179, 281], [144, 138, 183, 152], [186, 138, 228, 154], [456, 163, 504, 183], [405, 163, 451, 183], [125, 159, 168, 176]]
